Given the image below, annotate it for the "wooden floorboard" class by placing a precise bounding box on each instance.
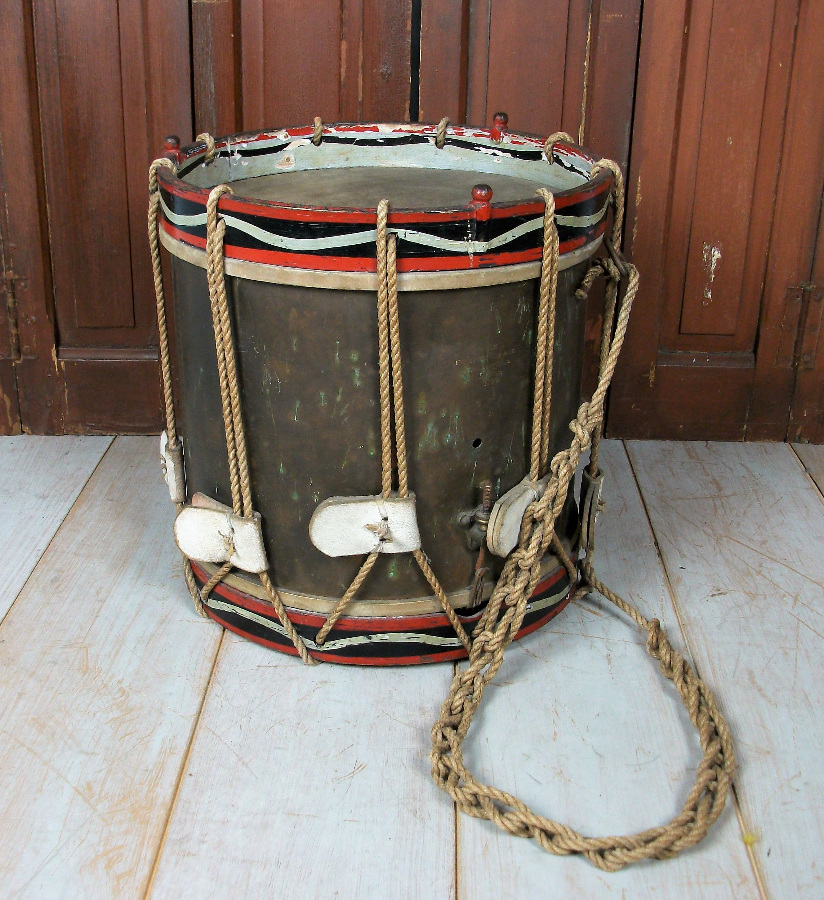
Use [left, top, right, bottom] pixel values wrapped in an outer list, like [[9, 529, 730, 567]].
[[792, 443, 824, 496], [148, 634, 456, 899], [0, 435, 112, 621], [0, 436, 222, 899], [627, 441, 824, 900], [457, 440, 759, 899]]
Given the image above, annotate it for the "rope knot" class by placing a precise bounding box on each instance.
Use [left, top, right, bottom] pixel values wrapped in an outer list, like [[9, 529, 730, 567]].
[[645, 618, 664, 657]]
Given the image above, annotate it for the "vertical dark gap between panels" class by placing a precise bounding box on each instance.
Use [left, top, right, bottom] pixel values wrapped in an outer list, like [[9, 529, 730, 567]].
[[187, 0, 196, 139], [410, 0, 422, 121], [233, 0, 243, 132]]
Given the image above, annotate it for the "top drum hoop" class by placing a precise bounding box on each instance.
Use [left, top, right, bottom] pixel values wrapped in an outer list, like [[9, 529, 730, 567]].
[[155, 121, 614, 665]]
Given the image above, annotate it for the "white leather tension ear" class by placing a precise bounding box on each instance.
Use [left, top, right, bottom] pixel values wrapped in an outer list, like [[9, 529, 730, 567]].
[[174, 492, 268, 573], [309, 494, 421, 557], [160, 431, 186, 504], [486, 475, 550, 558]]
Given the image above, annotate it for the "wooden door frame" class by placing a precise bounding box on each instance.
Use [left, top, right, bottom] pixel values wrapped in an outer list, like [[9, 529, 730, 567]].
[[0, 0, 63, 436], [754, 0, 824, 442]]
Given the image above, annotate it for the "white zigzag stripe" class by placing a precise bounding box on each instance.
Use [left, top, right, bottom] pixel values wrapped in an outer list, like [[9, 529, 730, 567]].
[[205, 587, 566, 653], [159, 194, 604, 255]]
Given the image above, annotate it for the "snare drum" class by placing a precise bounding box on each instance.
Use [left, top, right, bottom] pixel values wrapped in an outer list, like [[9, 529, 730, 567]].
[[152, 119, 612, 664]]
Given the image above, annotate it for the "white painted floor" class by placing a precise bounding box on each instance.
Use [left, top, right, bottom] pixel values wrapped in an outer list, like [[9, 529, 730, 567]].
[[0, 435, 822, 899]]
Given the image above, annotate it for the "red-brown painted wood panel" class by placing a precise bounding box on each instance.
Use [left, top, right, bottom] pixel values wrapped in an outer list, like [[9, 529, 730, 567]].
[[484, 0, 570, 135], [419, 0, 470, 124], [362, 0, 413, 121], [34, 0, 135, 333], [677, 0, 775, 338], [261, 1, 343, 127], [193, 0, 241, 137], [24, 0, 192, 432]]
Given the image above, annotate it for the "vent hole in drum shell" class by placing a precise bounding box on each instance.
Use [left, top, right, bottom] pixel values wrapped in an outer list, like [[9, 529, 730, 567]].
[[472, 438, 483, 449]]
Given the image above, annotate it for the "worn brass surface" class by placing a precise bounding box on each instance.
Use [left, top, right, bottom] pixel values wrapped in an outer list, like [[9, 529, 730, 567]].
[[172, 259, 588, 604]]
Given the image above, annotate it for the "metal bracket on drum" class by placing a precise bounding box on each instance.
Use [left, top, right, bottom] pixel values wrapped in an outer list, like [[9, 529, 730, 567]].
[[174, 492, 268, 573], [486, 475, 550, 558], [579, 467, 605, 555], [309, 494, 421, 557], [160, 431, 186, 505]]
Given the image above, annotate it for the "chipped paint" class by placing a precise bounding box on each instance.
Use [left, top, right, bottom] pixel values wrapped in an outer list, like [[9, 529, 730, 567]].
[[0, 384, 20, 434], [352, 367, 361, 387], [701, 241, 722, 306], [293, 400, 300, 422], [319, 391, 327, 407]]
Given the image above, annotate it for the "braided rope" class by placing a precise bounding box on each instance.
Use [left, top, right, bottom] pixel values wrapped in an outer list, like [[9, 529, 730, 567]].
[[314, 204, 472, 650], [413, 549, 472, 651], [316, 550, 380, 646], [199, 559, 233, 603], [312, 117, 323, 146], [386, 234, 409, 498], [435, 118, 449, 149], [196, 132, 217, 162], [430, 163, 735, 870], [375, 201, 395, 499], [588, 158, 625, 476], [544, 131, 575, 159], [535, 189, 559, 478], [205, 186, 254, 517], [148, 157, 206, 618], [205, 186, 242, 513], [204, 184, 315, 663], [260, 572, 317, 665], [148, 159, 178, 445]]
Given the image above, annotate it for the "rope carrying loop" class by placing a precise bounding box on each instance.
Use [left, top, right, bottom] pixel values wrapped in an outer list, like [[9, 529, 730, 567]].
[[429, 153, 735, 871], [312, 117, 323, 146]]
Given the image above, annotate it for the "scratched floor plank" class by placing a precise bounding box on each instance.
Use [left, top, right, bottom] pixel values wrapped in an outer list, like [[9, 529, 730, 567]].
[[458, 440, 758, 899], [0, 435, 112, 621], [793, 443, 824, 496], [628, 441, 824, 899], [148, 633, 456, 899], [0, 437, 222, 898]]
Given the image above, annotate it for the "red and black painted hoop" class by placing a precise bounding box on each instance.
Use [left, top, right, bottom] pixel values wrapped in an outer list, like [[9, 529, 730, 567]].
[[192, 561, 574, 666], [157, 122, 613, 275]]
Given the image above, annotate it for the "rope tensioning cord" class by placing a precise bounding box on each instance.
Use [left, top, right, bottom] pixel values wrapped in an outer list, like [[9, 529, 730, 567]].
[[148, 125, 734, 869], [317, 201, 472, 649]]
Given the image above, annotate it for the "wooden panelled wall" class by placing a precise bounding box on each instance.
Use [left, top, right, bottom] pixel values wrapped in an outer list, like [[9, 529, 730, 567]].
[[1, 0, 822, 440]]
